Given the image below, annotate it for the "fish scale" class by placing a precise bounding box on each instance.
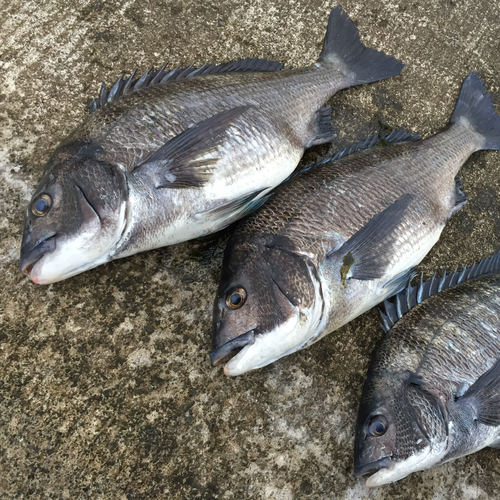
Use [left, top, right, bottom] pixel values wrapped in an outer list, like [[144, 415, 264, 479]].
[[355, 254, 500, 486], [84, 68, 347, 167], [21, 7, 405, 284], [212, 72, 500, 376], [237, 125, 475, 264], [413, 288, 500, 382]]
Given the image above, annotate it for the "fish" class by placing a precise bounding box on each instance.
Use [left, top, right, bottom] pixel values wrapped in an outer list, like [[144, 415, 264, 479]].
[[210, 72, 500, 376], [354, 251, 500, 487], [19, 6, 404, 285]]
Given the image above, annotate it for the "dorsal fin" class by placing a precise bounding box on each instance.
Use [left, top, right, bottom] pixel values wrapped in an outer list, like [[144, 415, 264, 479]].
[[327, 134, 380, 163], [328, 128, 420, 163], [379, 250, 500, 333], [293, 128, 421, 177], [383, 129, 421, 144], [87, 58, 284, 113]]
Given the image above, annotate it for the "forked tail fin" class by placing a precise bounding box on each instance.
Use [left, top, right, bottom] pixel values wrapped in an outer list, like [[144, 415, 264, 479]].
[[450, 72, 500, 150], [317, 6, 404, 84]]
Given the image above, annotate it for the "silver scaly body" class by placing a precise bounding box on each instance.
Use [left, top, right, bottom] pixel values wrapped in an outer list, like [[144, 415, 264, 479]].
[[20, 7, 404, 284], [355, 254, 500, 486], [212, 72, 500, 376]]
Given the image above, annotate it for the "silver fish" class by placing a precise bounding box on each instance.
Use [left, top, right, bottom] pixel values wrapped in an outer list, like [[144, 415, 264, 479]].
[[354, 252, 500, 486], [19, 6, 404, 284], [211, 72, 500, 376]]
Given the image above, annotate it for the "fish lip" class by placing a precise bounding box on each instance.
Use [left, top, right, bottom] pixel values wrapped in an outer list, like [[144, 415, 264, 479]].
[[354, 456, 392, 477], [19, 232, 57, 276], [210, 330, 256, 366]]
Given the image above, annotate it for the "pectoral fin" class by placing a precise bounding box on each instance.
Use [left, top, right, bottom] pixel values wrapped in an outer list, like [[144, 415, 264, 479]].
[[195, 188, 272, 228], [328, 193, 414, 284], [457, 359, 500, 426], [133, 106, 250, 188]]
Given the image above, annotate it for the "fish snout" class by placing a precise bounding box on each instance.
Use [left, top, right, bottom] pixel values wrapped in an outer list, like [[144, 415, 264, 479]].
[[210, 330, 256, 366], [19, 232, 56, 276]]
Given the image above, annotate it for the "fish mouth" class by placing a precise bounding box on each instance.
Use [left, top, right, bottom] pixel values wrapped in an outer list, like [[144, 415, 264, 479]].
[[354, 456, 392, 477], [210, 330, 256, 366], [20, 254, 43, 276], [19, 233, 57, 278]]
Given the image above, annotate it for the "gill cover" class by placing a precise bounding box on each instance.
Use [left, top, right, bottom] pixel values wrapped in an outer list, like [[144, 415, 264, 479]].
[[20, 142, 128, 284], [211, 234, 318, 375], [354, 373, 449, 486]]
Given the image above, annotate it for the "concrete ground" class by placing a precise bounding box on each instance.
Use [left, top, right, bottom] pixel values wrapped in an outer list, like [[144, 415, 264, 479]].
[[1, 0, 500, 498]]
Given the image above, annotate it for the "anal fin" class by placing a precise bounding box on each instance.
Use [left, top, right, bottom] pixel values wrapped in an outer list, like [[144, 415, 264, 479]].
[[383, 267, 416, 294], [450, 175, 467, 217]]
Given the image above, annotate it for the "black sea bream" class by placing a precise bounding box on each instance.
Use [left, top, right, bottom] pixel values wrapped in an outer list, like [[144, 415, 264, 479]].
[[211, 72, 500, 376], [19, 7, 404, 284], [354, 252, 500, 486]]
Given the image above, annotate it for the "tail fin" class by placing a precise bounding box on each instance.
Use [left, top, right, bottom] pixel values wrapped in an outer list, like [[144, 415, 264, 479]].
[[450, 72, 500, 150], [318, 6, 404, 84]]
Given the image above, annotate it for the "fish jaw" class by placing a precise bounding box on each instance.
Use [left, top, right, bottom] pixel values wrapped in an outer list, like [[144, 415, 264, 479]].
[[27, 222, 108, 284], [222, 273, 326, 376], [19, 232, 57, 280], [210, 330, 256, 366], [223, 314, 300, 376], [364, 443, 446, 487], [354, 456, 392, 478]]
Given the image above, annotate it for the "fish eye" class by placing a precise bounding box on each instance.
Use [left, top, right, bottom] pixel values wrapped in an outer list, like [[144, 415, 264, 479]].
[[31, 194, 52, 217], [226, 287, 247, 309], [368, 415, 388, 437]]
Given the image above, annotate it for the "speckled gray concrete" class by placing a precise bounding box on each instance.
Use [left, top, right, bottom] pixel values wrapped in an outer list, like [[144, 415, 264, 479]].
[[1, 0, 500, 498]]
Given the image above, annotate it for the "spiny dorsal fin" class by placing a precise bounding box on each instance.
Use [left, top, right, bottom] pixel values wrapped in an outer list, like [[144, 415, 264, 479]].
[[294, 128, 421, 177], [379, 250, 500, 333], [327, 134, 380, 163], [383, 129, 421, 144], [328, 128, 421, 163], [88, 58, 284, 113]]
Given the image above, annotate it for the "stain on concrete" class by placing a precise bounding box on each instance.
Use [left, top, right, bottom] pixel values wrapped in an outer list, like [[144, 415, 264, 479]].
[[1, 0, 500, 498]]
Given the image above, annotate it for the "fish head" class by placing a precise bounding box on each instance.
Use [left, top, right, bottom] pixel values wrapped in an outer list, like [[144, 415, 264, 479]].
[[354, 372, 449, 487], [211, 235, 322, 376], [20, 145, 128, 284]]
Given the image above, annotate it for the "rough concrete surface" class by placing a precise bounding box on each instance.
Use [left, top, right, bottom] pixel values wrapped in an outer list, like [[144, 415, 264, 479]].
[[1, 0, 500, 498]]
